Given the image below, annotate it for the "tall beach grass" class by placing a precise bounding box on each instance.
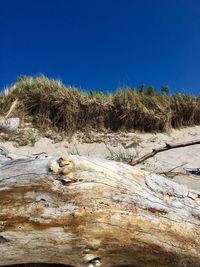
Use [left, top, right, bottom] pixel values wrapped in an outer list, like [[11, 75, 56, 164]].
[[1, 75, 200, 134]]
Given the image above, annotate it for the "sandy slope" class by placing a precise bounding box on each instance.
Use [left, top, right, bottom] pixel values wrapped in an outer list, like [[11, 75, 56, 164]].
[[2, 125, 200, 174]]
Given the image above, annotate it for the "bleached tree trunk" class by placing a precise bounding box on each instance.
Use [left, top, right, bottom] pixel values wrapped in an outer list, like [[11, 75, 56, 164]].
[[0, 155, 200, 267]]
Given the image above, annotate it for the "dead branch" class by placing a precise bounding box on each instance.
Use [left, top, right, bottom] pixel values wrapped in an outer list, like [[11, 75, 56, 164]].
[[130, 139, 200, 166], [4, 98, 18, 118]]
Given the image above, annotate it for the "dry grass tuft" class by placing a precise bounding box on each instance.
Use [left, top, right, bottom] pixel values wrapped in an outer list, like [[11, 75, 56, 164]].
[[1, 75, 200, 134]]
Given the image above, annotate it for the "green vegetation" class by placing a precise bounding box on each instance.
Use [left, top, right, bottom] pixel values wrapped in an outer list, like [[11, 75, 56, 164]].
[[1, 75, 200, 134], [27, 129, 37, 147], [161, 85, 170, 95], [146, 86, 155, 96], [106, 146, 139, 163]]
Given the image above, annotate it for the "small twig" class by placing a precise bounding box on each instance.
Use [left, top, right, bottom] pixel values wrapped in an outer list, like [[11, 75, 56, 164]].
[[130, 139, 200, 166], [158, 162, 187, 178], [164, 162, 187, 175], [32, 152, 48, 159], [32, 152, 47, 156], [9, 152, 33, 158]]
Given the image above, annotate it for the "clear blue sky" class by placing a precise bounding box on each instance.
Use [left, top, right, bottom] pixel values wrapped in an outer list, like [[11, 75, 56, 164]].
[[1, 0, 200, 94]]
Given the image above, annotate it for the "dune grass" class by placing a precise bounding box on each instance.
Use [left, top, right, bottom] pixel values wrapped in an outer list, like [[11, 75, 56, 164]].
[[1, 75, 200, 134]]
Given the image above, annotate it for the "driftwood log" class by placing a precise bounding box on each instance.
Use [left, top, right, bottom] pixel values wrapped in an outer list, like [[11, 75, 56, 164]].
[[0, 154, 200, 267]]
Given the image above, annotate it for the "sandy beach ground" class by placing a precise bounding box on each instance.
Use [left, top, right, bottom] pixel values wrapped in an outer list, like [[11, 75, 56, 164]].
[[2, 125, 200, 189]]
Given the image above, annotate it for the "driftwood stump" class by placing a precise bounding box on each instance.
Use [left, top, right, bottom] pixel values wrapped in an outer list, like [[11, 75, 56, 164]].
[[0, 155, 200, 267], [0, 117, 19, 132], [0, 99, 19, 132]]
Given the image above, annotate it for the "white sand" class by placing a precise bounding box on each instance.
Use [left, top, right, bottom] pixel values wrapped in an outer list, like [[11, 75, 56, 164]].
[[2, 126, 200, 183], [3, 128, 200, 266]]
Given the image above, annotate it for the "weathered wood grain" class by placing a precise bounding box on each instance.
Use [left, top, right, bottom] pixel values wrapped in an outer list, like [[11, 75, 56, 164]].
[[0, 155, 200, 267]]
